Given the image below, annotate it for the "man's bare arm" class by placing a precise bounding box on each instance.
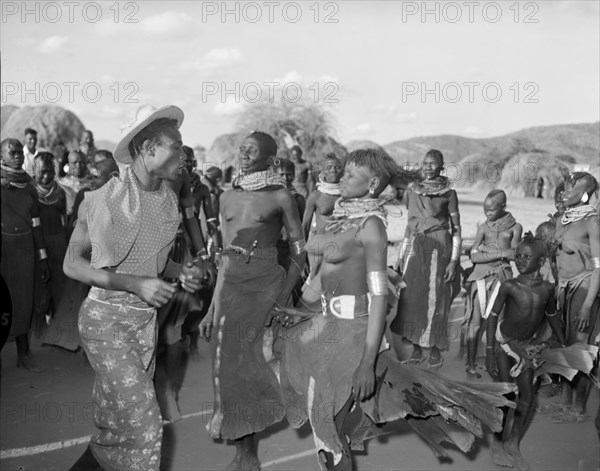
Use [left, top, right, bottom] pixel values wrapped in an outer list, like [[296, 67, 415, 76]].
[[63, 200, 176, 307]]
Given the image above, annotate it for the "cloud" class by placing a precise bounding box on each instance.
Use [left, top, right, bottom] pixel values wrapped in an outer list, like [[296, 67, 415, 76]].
[[213, 98, 245, 116], [272, 71, 340, 86], [354, 123, 374, 134], [95, 11, 193, 36], [463, 126, 481, 135], [39, 36, 67, 53], [395, 112, 417, 123], [375, 104, 417, 123], [181, 48, 242, 71], [141, 11, 194, 34]]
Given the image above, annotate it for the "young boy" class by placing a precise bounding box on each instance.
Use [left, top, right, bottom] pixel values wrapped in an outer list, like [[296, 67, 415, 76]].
[[486, 233, 596, 470], [302, 154, 343, 238], [32, 152, 68, 333], [465, 190, 522, 378]]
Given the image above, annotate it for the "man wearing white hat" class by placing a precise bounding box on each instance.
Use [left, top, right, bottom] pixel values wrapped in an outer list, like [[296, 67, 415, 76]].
[[64, 105, 203, 471]]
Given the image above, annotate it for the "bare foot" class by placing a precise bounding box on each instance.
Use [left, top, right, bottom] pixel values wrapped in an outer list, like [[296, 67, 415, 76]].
[[491, 438, 515, 468], [466, 366, 482, 379], [504, 442, 529, 471]]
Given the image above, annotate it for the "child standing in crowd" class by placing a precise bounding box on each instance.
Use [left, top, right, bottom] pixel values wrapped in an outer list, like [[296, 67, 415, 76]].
[[464, 190, 522, 378]]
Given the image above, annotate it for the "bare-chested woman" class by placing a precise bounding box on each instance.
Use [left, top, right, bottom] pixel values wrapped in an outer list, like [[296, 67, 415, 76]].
[[273, 149, 516, 471], [200, 131, 306, 471]]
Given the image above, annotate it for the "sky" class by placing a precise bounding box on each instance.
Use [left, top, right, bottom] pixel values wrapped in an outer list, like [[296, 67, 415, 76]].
[[1, 0, 599, 148]]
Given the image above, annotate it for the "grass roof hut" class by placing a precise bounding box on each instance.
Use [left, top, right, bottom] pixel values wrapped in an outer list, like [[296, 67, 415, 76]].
[[499, 151, 570, 199], [1, 105, 19, 131], [345, 139, 385, 153], [1, 105, 85, 158]]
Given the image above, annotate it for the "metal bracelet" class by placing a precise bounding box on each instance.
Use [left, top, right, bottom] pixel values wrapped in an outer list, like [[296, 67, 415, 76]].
[[593, 257, 600, 269], [184, 206, 195, 219], [38, 248, 48, 260], [31, 217, 41, 228], [290, 239, 306, 256], [367, 270, 387, 296]]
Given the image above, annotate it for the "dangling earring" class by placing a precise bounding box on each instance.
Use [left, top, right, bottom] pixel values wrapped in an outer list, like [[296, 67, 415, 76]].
[[369, 187, 375, 197], [581, 193, 589, 204]]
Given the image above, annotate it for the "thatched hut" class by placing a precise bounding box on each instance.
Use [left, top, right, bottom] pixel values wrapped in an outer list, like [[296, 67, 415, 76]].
[[205, 133, 239, 182], [345, 139, 385, 153], [499, 152, 570, 199], [1, 105, 85, 158], [1, 105, 19, 131]]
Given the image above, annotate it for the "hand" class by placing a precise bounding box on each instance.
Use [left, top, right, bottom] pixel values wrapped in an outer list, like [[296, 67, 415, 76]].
[[40, 260, 51, 284], [352, 361, 376, 401], [486, 350, 498, 379], [196, 258, 217, 286], [134, 277, 177, 308], [200, 302, 215, 340], [269, 306, 302, 328], [180, 262, 203, 293], [444, 260, 458, 283], [573, 304, 592, 332]]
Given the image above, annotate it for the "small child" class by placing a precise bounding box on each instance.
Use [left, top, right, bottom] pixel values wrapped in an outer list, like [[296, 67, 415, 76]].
[[464, 190, 523, 378], [486, 233, 597, 470], [300, 154, 343, 304]]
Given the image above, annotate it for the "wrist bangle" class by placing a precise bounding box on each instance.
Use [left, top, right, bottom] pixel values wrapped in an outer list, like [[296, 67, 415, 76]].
[[38, 248, 48, 260], [486, 346, 493, 349]]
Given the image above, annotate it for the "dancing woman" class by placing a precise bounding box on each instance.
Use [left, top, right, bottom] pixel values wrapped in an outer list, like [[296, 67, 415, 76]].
[[273, 149, 515, 470]]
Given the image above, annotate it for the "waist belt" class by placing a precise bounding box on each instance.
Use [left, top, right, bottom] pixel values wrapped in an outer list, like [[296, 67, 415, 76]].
[[321, 294, 370, 319]]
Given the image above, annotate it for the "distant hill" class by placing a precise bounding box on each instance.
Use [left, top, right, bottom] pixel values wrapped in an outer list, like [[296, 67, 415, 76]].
[[383, 122, 600, 169]]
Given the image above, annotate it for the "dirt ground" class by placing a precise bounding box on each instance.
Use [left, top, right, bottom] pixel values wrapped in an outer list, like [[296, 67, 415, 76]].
[[1, 190, 598, 471], [1, 298, 598, 471]]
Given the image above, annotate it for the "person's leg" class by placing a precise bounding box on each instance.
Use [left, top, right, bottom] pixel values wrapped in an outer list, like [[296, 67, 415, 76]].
[[491, 350, 516, 468], [504, 368, 535, 471], [16, 334, 42, 372], [227, 434, 261, 471], [466, 297, 482, 378]]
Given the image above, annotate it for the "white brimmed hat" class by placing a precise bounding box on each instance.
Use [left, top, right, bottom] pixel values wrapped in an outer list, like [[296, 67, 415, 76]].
[[113, 104, 184, 165]]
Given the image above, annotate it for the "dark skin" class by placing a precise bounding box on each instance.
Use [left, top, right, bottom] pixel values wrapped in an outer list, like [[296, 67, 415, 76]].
[[274, 162, 389, 470], [466, 194, 522, 377], [64, 126, 203, 308], [1, 140, 50, 371], [1, 141, 50, 283], [397, 154, 461, 364], [290, 148, 315, 193], [33, 160, 67, 236], [553, 178, 600, 415], [199, 135, 306, 471], [302, 158, 343, 238], [486, 243, 565, 471]]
